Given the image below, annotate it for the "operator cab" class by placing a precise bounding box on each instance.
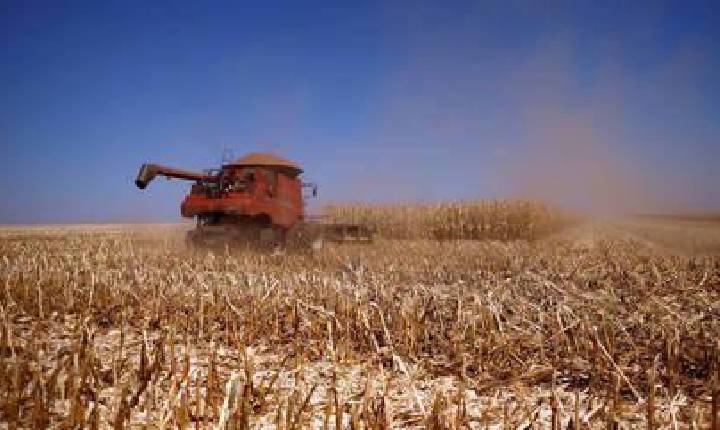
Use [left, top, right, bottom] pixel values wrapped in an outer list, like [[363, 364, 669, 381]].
[[222, 153, 303, 198], [226, 167, 255, 192]]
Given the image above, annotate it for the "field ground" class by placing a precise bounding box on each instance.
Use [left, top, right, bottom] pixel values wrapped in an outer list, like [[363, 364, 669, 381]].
[[1, 218, 719, 428]]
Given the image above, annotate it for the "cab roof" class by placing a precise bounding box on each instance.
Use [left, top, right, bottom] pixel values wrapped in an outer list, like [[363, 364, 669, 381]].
[[225, 152, 302, 173]]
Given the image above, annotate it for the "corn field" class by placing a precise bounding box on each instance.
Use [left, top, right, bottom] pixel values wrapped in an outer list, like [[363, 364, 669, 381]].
[[325, 200, 572, 241], [0, 218, 719, 428]]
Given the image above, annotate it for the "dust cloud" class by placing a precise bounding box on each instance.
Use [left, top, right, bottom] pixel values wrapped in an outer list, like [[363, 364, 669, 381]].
[[500, 107, 655, 216], [336, 21, 720, 216], [495, 39, 718, 216]]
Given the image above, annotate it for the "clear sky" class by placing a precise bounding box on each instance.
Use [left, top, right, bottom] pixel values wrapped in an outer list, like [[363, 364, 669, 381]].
[[2, 0, 719, 222]]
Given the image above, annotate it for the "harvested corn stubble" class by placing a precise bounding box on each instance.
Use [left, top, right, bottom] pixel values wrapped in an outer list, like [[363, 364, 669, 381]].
[[0, 216, 718, 428]]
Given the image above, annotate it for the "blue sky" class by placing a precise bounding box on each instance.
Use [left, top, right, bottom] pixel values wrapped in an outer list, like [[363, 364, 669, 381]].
[[2, 1, 719, 222]]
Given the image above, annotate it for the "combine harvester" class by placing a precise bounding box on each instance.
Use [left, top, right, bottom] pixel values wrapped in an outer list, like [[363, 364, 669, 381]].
[[135, 152, 373, 248]]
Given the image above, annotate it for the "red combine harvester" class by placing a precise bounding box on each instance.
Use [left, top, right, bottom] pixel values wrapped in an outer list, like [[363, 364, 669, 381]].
[[135, 152, 372, 248]]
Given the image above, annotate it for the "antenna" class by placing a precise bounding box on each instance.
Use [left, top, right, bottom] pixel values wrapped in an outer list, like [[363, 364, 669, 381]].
[[221, 147, 234, 165]]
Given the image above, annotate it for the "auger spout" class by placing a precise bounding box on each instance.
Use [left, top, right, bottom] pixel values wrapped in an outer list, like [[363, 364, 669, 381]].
[[135, 163, 215, 189]]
